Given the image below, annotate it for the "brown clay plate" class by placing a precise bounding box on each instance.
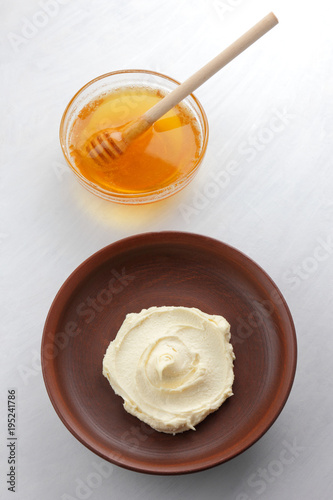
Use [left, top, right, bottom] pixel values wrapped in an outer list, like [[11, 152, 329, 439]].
[[41, 231, 297, 475]]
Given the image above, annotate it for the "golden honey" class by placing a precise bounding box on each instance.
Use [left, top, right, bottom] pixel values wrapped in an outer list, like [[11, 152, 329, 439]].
[[68, 87, 202, 194]]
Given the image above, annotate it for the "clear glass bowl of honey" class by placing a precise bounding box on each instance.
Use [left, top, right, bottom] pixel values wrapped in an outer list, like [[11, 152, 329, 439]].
[[60, 70, 209, 204]]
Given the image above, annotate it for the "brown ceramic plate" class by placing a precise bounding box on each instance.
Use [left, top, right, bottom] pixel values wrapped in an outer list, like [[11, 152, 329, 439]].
[[41, 232, 297, 475]]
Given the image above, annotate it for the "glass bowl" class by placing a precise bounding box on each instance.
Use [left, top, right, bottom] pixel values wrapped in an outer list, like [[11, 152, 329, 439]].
[[59, 70, 209, 204]]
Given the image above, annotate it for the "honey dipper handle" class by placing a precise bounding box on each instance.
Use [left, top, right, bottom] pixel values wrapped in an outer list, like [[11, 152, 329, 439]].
[[143, 12, 278, 125]]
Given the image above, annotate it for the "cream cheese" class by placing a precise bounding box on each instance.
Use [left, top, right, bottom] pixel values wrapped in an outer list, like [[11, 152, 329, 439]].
[[102, 306, 235, 434]]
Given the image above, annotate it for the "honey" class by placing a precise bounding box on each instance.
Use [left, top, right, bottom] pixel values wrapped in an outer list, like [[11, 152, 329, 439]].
[[68, 87, 203, 194]]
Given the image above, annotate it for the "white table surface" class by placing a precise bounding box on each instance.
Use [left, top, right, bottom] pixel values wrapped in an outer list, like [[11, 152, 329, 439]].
[[1, 0, 333, 498]]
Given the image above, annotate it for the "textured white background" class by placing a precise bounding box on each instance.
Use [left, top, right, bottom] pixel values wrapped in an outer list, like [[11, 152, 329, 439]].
[[1, 0, 333, 498]]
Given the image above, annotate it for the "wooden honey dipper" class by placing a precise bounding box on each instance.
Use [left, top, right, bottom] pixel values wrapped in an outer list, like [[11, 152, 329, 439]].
[[86, 12, 278, 164]]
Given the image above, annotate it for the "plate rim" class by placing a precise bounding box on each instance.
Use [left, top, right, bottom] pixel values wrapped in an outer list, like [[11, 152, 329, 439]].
[[41, 231, 297, 475]]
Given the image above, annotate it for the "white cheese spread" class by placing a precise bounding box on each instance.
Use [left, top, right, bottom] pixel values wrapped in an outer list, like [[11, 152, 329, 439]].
[[103, 306, 235, 434]]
